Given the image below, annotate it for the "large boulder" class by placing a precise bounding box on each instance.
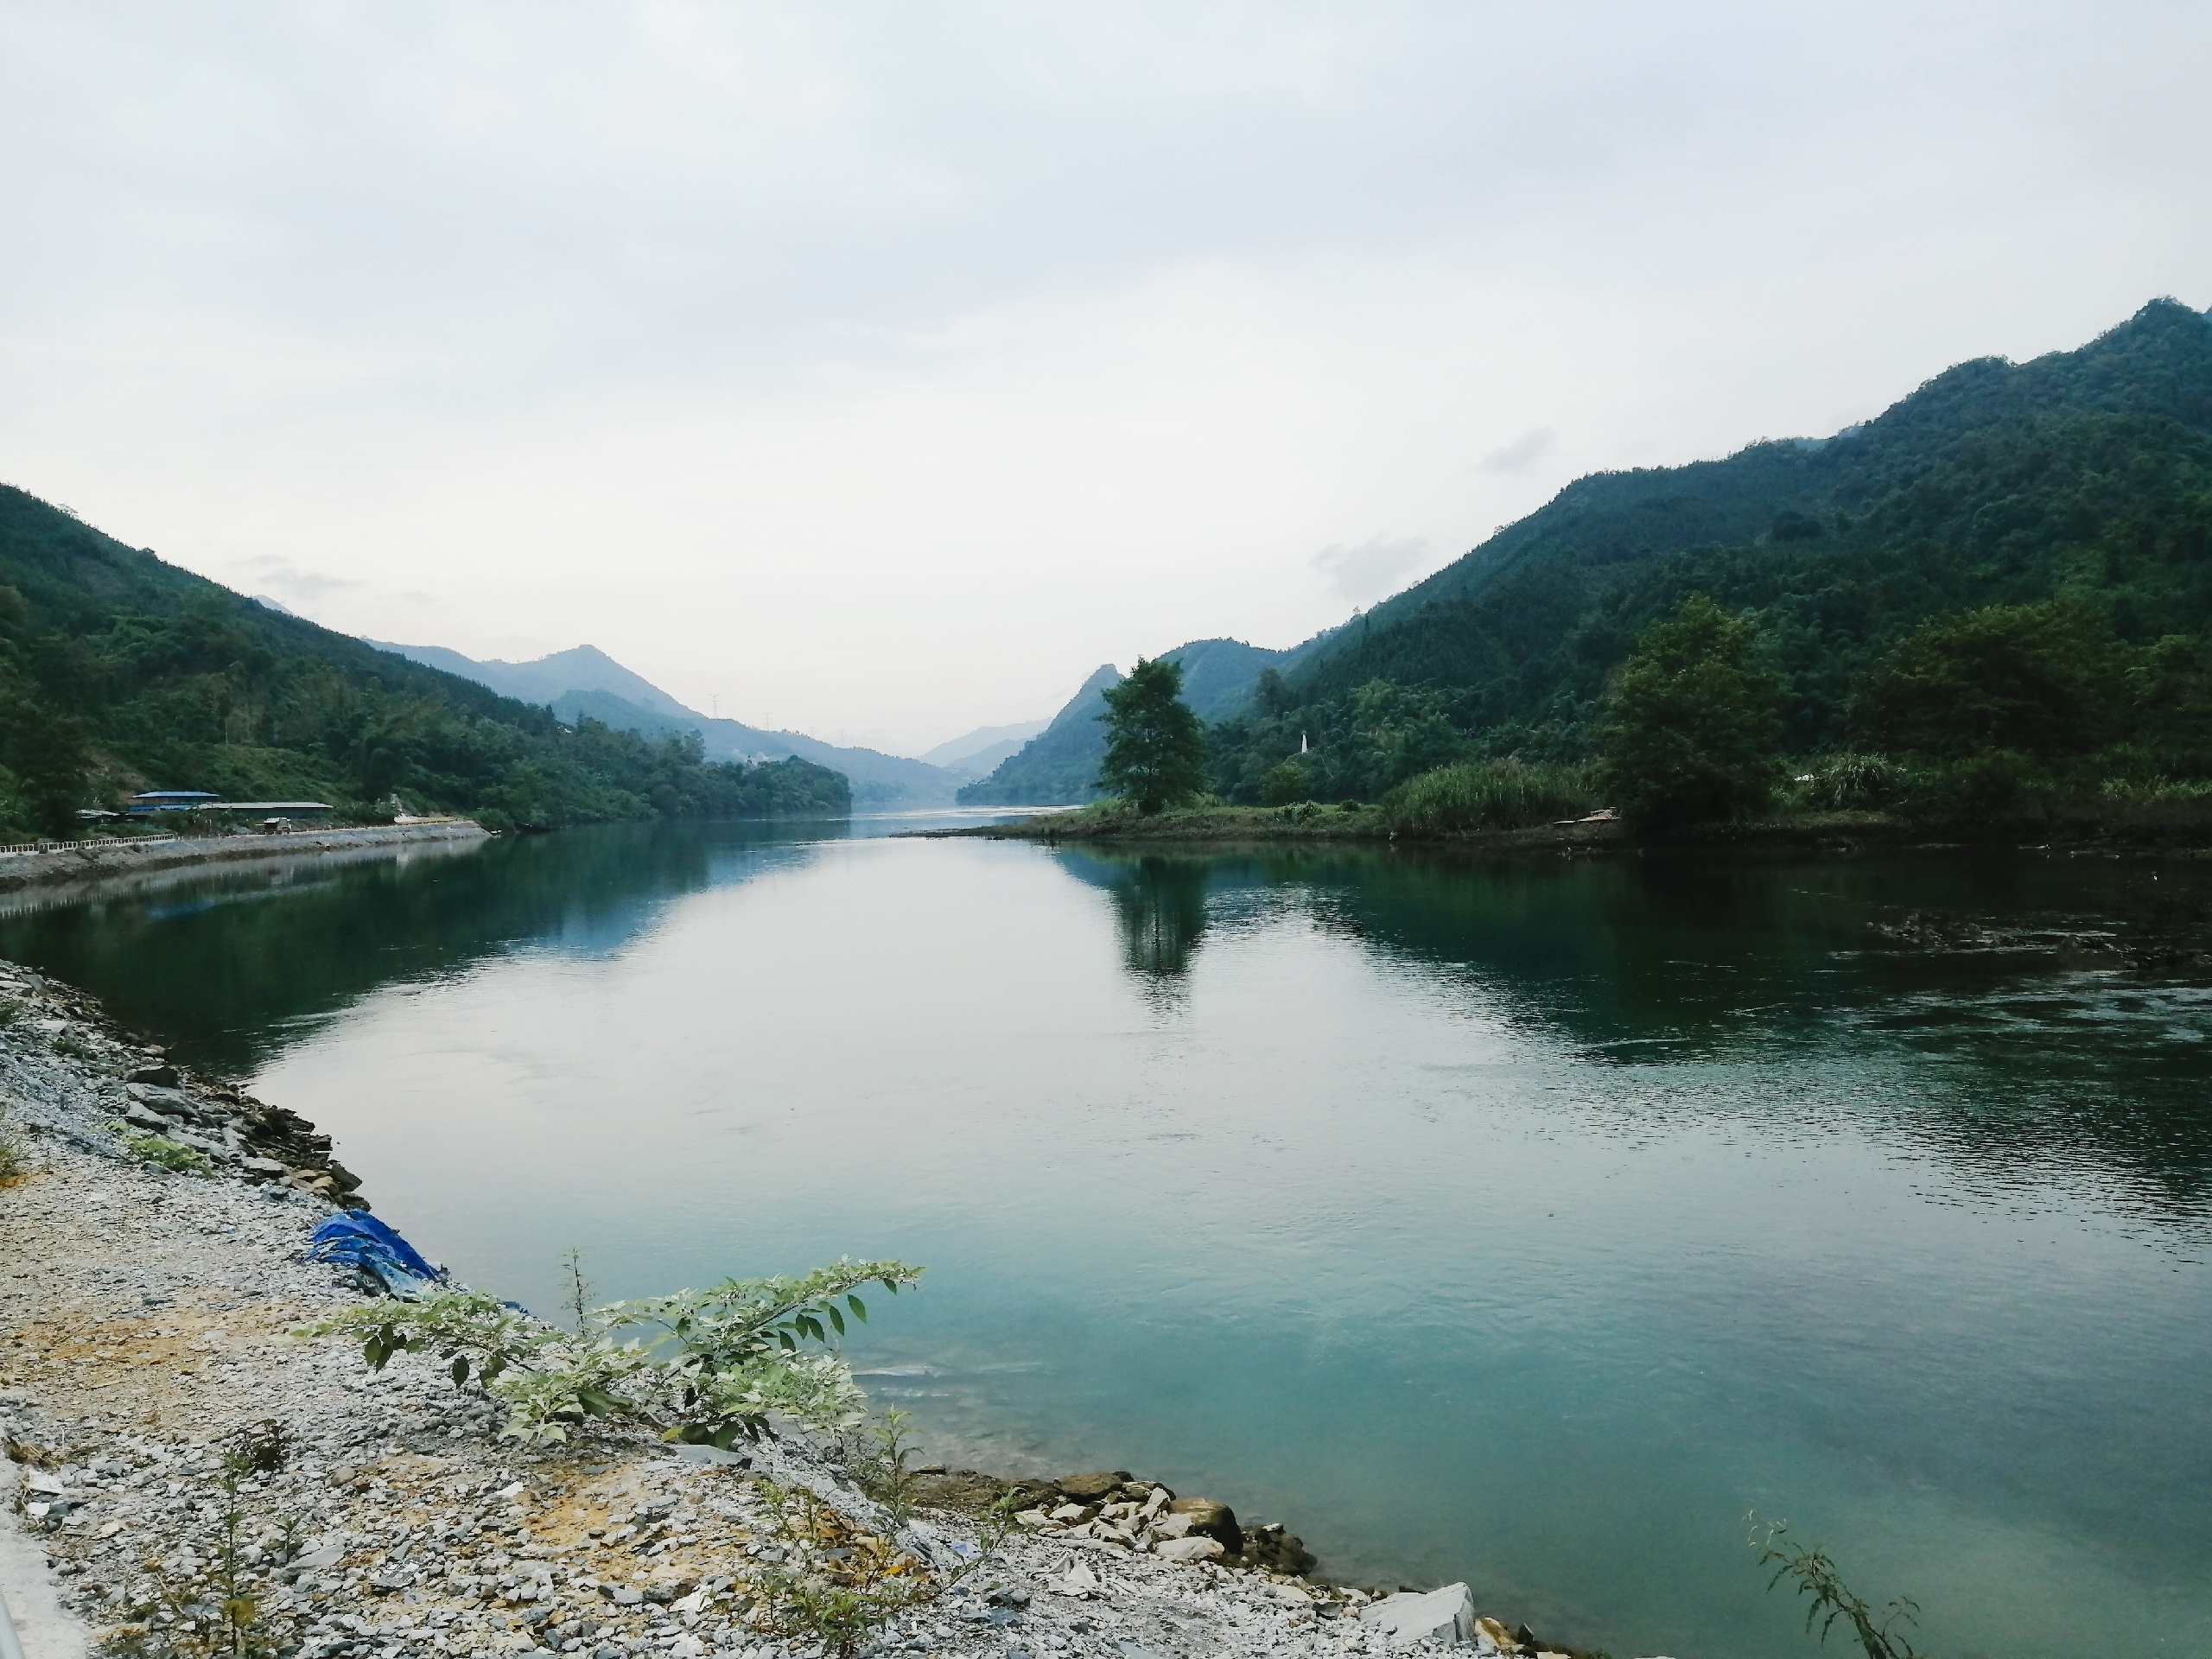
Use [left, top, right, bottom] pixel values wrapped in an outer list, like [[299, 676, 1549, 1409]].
[[1164, 1497, 1243, 1553], [1058, 1471, 1131, 1502], [1359, 1583, 1478, 1647], [1153, 1535, 1224, 1562]]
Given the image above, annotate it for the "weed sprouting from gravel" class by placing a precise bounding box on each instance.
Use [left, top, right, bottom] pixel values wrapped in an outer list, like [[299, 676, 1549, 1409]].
[[116, 1128, 215, 1177], [0, 1106, 30, 1185], [844, 1405, 923, 1528], [227, 1419, 293, 1476], [560, 1244, 594, 1335], [751, 1476, 1018, 1659], [97, 1451, 312, 1659]]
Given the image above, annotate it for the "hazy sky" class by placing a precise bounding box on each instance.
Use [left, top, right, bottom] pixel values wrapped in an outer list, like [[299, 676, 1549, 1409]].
[[4, 3, 2208, 753]]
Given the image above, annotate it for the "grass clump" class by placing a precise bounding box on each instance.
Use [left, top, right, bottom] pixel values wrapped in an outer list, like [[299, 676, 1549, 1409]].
[[1788, 751, 1903, 811], [1382, 757, 1598, 835], [0, 1108, 29, 1185], [118, 1129, 215, 1177]]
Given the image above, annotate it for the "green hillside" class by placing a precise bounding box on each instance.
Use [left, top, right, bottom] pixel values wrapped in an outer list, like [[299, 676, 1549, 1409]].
[[1213, 298, 2212, 804], [957, 639, 1287, 805], [958, 664, 1123, 805], [0, 488, 850, 838]]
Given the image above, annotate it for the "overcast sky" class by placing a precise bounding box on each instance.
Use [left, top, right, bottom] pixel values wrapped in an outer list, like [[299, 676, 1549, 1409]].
[[4, 3, 2207, 753]]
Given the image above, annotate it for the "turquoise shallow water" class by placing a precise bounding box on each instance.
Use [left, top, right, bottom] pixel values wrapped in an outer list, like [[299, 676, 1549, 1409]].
[[3, 822, 2209, 1658]]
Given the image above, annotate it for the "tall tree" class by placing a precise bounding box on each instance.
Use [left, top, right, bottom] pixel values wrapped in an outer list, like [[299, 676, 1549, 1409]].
[[1098, 657, 1209, 813], [1597, 594, 1785, 827]]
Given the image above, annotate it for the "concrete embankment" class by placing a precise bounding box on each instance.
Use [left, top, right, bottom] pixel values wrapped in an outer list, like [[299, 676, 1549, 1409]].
[[0, 959, 1608, 1659], [0, 822, 491, 906]]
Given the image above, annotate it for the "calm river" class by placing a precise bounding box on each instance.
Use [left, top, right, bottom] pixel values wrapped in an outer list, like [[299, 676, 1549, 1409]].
[[4, 820, 2209, 1658]]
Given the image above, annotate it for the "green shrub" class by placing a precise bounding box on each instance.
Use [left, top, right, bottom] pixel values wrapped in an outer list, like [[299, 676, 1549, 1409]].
[[1259, 759, 1313, 806], [301, 1257, 922, 1448], [1382, 757, 1597, 835], [120, 1130, 214, 1177]]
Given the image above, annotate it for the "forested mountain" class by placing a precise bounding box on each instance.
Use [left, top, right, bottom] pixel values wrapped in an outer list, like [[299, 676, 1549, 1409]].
[[0, 488, 849, 838], [957, 639, 1287, 804], [378, 639, 967, 806], [1211, 298, 2212, 802], [958, 664, 1123, 805]]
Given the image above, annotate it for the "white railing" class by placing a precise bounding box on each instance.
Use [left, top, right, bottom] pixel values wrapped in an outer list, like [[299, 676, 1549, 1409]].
[[0, 834, 184, 858]]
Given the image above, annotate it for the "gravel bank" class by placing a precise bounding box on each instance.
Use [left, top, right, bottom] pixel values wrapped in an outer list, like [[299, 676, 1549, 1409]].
[[0, 823, 488, 904], [0, 963, 1605, 1659]]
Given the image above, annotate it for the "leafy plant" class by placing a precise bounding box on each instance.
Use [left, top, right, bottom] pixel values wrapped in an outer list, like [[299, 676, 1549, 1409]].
[[0, 1106, 29, 1185], [226, 1420, 293, 1477], [118, 1129, 215, 1177], [753, 1476, 1020, 1659], [845, 1407, 923, 1529], [300, 1258, 921, 1447], [99, 1455, 302, 1658], [1751, 1516, 1923, 1659], [560, 1245, 594, 1335]]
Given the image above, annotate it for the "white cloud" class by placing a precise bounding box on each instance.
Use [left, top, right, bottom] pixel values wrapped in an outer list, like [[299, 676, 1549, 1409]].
[[1472, 428, 1555, 476], [2, 2, 2207, 748], [1313, 535, 1433, 605]]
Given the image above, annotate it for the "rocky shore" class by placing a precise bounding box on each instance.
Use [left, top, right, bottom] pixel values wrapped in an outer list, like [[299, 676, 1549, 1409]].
[[0, 963, 1614, 1659]]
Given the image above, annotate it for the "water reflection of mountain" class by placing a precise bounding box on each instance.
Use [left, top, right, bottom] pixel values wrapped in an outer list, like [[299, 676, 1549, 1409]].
[[0, 822, 844, 1072], [1054, 844, 2212, 1217]]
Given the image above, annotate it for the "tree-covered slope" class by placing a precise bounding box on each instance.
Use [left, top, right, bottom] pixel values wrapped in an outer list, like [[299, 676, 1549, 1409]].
[[958, 664, 1124, 805], [957, 639, 1287, 805], [1213, 298, 2212, 802], [0, 487, 849, 836]]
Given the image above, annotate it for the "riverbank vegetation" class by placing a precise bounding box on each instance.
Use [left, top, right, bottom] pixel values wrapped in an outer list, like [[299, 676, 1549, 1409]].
[[0, 485, 850, 839], [1025, 302, 2212, 846], [1189, 301, 2212, 836]]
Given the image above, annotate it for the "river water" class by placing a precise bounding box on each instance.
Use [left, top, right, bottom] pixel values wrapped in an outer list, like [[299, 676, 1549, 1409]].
[[3, 819, 2208, 1658]]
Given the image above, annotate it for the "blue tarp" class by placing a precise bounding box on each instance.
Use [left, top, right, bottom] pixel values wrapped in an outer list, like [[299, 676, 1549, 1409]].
[[303, 1211, 445, 1299]]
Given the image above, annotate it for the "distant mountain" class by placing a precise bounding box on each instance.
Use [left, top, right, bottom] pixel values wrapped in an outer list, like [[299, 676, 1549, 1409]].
[[372, 642, 696, 721], [918, 718, 1052, 776], [954, 639, 1288, 805], [376, 640, 966, 806]]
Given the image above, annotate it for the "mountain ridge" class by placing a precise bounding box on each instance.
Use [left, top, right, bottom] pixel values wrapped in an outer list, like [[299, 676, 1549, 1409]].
[[372, 639, 968, 806]]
